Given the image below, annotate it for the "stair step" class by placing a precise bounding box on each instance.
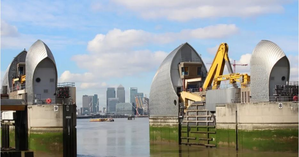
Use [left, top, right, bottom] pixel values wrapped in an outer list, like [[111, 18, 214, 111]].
[[205, 144, 216, 147], [189, 131, 216, 134], [190, 103, 205, 106], [180, 137, 196, 140], [185, 115, 212, 118], [181, 125, 215, 128], [182, 120, 214, 123], [198, 138, 213, 141], [186, 110, 208, 112], [181, 142, 206, 146]]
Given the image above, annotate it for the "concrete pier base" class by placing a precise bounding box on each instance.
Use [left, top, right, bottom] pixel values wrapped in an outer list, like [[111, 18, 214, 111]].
[[27, 104, 64, 156], [216, 102, 298, 152], [149, 116, 179, 144]]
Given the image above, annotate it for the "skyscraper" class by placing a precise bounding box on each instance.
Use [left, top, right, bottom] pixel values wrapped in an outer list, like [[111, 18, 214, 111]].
[[130, 87, 138, 104], [82, 95, 92, 115], [108, 98, 119, 114], [117, 85, 125, 103], [92, 94, 98, 114], [106, 87, 115, 110]]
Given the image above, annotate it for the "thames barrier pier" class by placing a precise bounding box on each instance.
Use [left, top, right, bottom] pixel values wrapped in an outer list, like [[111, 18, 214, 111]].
[[1, 40, 77, 157], [149, 40, 298, 152]]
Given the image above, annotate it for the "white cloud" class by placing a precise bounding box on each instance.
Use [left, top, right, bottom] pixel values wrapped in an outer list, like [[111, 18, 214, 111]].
[[73, 25, 238, 79], [181, 24, 239, 39], [0, 20, 35, 49], [207, 45, 219, 55], [80, 82, 107, 89], [0, 20, 85, 50], [63, 25, 239, 106], [59, 71, 95, 82], [1, 20, 19, 37], [111, 0, 291, 21], [233, 54, 251, 74], [87, 25, 238, 54]]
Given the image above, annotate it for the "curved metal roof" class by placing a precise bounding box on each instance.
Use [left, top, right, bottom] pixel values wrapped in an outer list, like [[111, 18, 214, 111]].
[[149, 43, 207, 116], [250, 40, 290, 102], [25, 40, 57, 104], [2, 50, 27, 93]]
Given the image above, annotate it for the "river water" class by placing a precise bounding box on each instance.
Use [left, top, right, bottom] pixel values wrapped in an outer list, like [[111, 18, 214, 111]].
[[77, 118, 297, 157]]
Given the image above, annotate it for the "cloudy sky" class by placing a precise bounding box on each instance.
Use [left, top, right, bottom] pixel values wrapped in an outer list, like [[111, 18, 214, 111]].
[[1, 0, 298, 109]]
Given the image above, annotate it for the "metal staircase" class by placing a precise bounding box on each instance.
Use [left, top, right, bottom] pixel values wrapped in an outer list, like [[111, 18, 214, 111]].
[[179, 101, 216, 147]]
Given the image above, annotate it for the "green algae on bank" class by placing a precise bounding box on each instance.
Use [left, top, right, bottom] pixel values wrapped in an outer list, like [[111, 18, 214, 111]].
[[28, 131, 63, 154]]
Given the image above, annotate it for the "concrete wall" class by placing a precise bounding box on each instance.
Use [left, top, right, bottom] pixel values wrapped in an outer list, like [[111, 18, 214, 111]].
[[216, 102, 298, 130], [149, 116, 178, 127], [28, 104, 63, 131], [8, 89, 26, 99], [206, 88, 240, 111]]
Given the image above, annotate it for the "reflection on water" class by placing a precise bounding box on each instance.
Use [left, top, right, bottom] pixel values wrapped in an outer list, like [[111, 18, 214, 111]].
[[77, 118, 150, 157], [150, 144, 298, 157], [77, 118, 297, 157]]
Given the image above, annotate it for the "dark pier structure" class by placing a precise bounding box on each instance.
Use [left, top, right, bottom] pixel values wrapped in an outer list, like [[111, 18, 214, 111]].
[[1, 98, 33, 157]]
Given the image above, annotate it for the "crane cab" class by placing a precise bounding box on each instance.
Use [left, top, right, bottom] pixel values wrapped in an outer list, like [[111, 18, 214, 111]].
[[179, 62, 205, 92]]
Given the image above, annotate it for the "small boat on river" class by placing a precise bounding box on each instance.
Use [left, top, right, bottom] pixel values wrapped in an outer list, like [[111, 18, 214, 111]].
[[90, 118, 114, 122]]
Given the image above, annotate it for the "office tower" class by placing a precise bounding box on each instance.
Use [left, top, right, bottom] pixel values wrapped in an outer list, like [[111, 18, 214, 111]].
[[82, 95, 92, 115], [117, 85, 125, 103], [106, 87, 115, 110], [108, 98, 119, 114], [92, 94, 98, 114], [116, 103, 133, 115], [130, 87, 138, 104]]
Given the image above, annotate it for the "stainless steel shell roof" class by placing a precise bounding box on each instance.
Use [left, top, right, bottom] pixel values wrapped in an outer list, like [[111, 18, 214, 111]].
[[25, 40, 57, 104], [2, 50, 27, 93], [250, 40, 290, 102], [149, 43, 207, 117]]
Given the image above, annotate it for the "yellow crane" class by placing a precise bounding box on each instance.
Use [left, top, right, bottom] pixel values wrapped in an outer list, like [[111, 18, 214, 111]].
[[202, 43, 233, 90], [179, 43, 250, 110], [12, 75, 26, 90]]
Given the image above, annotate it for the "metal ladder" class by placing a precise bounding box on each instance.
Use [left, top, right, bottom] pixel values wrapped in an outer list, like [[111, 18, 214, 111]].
[[179, 101, 216, 147]]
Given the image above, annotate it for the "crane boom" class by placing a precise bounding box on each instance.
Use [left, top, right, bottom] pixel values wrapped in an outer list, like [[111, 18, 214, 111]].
[[232, 60, 248, 73], [135, 96, 140, 115], [202, 43, 233, 90]]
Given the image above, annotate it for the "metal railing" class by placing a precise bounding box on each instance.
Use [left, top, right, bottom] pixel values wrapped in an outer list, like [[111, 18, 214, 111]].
[[287, 81, 299, 86], [57, 82, 75, 87], [269, 96, 298, 102], [10, 84, 26, 92]]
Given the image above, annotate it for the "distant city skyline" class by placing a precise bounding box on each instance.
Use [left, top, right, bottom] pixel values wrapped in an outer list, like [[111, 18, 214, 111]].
[[79, 85, 148, 113]]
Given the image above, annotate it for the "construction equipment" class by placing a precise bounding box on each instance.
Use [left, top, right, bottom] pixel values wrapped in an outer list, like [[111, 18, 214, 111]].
[[214, 73, 250, 88], [202, 43, 233, 90], [179, 43, 250, 109], [135, 96, 143, 115], [12, 75, 26, 91], [232, 60, 248, 73], [20, 75, 26, 84]]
